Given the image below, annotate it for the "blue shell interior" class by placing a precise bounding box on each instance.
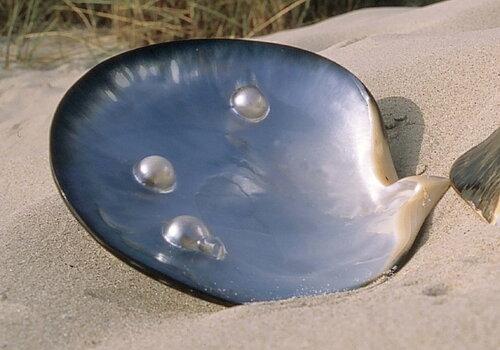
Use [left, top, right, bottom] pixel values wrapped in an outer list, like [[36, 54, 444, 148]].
[[51, 39, 396, 303]]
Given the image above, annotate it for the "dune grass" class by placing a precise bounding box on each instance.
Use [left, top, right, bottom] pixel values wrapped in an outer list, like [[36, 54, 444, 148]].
[[0, 0, 441, 68]]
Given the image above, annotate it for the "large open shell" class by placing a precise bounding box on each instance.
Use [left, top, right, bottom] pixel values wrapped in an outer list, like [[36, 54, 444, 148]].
[[50, 39, 449, 303]]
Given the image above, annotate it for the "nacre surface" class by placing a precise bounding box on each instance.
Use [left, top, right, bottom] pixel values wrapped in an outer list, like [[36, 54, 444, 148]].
[[50, 39, 449, 303]]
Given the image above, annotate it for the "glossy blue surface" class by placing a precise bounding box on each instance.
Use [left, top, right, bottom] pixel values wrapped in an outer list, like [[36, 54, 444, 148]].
[[51, 39, 397, 303]]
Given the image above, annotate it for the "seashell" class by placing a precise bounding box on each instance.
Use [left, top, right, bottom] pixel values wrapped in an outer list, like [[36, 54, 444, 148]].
[[50, 39, 449, 303], [450, 128, 499, 226]]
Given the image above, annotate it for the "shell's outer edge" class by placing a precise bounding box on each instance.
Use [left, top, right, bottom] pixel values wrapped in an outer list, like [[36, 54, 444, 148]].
[[450, 128, 500, 226], [495, 198, 500, 226], [367, 95, 398, 186], [388, 175, 450, 267], [352, 76, 398, 187], [362, 81, 450, 267]]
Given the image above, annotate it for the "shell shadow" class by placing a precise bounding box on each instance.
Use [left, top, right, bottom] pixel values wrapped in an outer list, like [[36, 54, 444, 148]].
[[377, 96, 432, 266], [378, 96, 425, 178]]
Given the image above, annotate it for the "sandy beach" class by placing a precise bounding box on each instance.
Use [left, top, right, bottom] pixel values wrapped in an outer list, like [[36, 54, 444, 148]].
[[0, 0, 499, 348]]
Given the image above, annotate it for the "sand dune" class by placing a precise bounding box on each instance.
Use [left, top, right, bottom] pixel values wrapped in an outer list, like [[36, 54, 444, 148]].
[[0, 0, 498, 348]]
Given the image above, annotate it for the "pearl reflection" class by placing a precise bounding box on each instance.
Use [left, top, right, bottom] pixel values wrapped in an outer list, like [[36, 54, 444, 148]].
[[230, 85, 270, 122], [163, 215, 227, 260], [133, 155, 176, 193]]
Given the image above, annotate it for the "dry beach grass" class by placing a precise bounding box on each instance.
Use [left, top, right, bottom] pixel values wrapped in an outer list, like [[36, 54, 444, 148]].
[[0, 0, 499, 349], [1, 0, 441, 67]]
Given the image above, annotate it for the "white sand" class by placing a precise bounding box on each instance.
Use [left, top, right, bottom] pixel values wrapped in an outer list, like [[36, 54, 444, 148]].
[[0, 0, 499, 348]]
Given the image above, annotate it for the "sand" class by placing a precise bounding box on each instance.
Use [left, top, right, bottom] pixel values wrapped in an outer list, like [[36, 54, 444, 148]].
[[0, 0, 499, 348]]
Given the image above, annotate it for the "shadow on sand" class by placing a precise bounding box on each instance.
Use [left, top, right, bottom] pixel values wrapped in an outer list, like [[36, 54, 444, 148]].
[[378, 96, 438, 267]]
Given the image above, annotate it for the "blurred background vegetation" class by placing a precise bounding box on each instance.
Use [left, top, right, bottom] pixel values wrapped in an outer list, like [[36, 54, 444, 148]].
[[0, 0, 442, 67]]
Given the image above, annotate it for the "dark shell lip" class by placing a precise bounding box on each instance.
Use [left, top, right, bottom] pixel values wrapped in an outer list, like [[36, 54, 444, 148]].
[[449, 128, 500, 225], [49, 38, 447, 304]]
